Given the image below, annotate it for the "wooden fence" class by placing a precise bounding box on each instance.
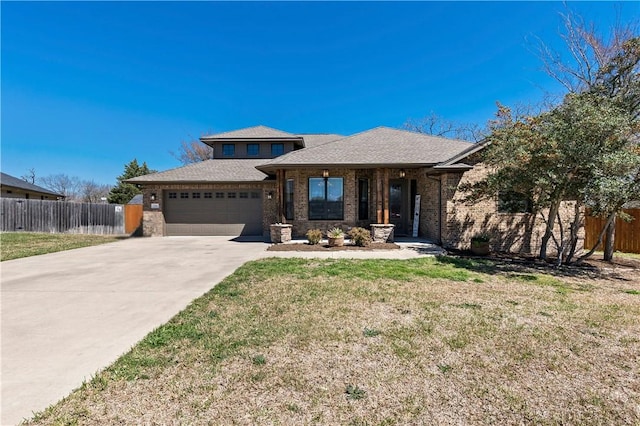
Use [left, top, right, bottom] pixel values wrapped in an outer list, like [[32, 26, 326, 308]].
[[1, 198, 125, 235], [585, 209, 640, 254]]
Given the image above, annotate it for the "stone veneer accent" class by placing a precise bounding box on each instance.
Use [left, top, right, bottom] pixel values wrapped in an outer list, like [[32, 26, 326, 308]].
[[370, 224, 395, 243], [269, 224, 292, 243]]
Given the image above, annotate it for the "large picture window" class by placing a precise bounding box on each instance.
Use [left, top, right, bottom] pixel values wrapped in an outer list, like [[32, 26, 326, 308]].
[[309, 177, 343, 220], [285, 179, 294, 220]]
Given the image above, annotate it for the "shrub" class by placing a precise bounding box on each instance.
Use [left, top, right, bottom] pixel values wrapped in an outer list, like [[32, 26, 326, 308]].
[[471, 233, 490, 245], [327, 227, 344, 238], [306, 229, 323, 245], [349, 227, 372, 247]]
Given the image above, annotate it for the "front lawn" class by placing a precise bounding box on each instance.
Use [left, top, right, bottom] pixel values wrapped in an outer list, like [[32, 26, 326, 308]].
[[26, 257, 639, 425], [1, 232, 122, 261]]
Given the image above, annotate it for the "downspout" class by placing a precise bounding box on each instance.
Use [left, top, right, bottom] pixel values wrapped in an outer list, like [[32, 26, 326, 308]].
[[425, 175, 443, 244]]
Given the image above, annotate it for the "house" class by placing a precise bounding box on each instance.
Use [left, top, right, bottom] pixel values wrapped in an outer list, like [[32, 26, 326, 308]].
[[0, 172, 64, 200], [127, 125, 578, 253]]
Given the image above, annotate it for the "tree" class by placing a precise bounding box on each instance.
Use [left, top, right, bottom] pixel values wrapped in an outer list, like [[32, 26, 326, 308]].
[[107, 159, 155, 204], [170, 139, 213, 165], [39, 174, 81, 200], [404, 112, 486, 142], [79, 180, 112, 203], [21, 168, 36, 184]]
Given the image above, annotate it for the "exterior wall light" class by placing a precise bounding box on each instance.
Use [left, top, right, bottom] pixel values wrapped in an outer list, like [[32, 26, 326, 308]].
[[399, 169, 406, 178], [150, 193, 157, 201], [267, 191, 274, 200], [322, 169, 330, 178]]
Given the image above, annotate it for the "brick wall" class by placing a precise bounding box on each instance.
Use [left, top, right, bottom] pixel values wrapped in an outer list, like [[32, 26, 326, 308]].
[[440, 158, 584, 255]]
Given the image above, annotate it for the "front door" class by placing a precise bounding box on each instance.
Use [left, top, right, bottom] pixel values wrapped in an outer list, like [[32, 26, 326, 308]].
[[389, 179, 407, 235]]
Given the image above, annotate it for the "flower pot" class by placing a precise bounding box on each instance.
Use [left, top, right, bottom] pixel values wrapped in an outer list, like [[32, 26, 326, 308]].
[[328, 236, 344, 247]]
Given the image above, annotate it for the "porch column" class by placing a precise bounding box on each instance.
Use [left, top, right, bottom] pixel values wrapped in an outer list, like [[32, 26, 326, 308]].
[[383, 168, 390, 224], [276, 169, 284, 222], [376, 168, 383, 223]]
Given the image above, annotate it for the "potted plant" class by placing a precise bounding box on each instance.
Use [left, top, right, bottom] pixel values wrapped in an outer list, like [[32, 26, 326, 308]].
[[470, 234, 491, 256], [327, 227, 345, 247]]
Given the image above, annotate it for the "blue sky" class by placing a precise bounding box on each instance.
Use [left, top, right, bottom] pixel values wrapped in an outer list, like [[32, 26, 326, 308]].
[[2, 1, 638, 185]]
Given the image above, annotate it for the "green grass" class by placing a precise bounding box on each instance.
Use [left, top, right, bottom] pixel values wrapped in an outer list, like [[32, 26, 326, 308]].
[[0, 232, 122, 261], [24, 257, 640, 425]]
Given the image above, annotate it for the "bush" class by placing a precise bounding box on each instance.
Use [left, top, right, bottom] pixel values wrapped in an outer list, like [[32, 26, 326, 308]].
[[349, 227, 372, 247], [471, 234, 490, 245], [306, 229, 323, 245], [328, 227, 344, 238]]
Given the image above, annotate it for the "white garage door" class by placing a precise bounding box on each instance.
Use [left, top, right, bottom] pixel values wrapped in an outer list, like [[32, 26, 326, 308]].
[[164, 189, 263, 236]]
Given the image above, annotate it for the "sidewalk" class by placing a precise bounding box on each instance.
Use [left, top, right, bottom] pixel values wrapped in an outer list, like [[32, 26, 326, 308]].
[[257, 237, 446, 259]]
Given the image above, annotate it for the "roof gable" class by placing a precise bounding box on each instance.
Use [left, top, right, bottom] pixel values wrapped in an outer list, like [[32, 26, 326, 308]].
[[201, 125, 297, 140], [259, 126, 474, 169]]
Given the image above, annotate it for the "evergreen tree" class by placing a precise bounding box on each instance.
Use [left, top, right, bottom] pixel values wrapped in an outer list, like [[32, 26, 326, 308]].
[[107, 159, 155, 204]]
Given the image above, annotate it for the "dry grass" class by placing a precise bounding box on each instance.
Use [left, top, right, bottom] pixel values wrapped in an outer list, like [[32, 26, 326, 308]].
[[0, 232, 122, 261], [25, 257, 640, 425]]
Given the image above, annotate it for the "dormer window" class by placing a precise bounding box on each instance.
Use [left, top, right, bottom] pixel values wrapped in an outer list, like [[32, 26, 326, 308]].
[[222, 144, 235, 156], [271, 143, 284, 156], [247, 144, 260, 156]]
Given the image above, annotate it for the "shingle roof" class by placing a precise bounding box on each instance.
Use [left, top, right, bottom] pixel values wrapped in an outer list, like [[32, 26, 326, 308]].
[[297, 134, 344, 148], [0, 172, 64, 197], [125, 159, 270, 183], [259, 127, 474, 170], [202, 125, 297, 140]]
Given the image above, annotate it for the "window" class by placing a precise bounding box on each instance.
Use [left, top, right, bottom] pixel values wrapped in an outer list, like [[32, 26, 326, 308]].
[[271, 143, 284, 156], [180, 192, 189, 199], [204, 192, 212, 198], [215, 192, 224, 198], [358, 179, 369, 220], [168, 192, 177, 199], [239, 192, 249, 199], [192, 192, 201, 199], [498, 191, 533, 213], [227, 192, 236, 198], [251, 192, 260, 199], [222, 144, 235, 156], [247, 144, 260, 156], [285, 179, 294, 220], [308, 177, 343, 220]]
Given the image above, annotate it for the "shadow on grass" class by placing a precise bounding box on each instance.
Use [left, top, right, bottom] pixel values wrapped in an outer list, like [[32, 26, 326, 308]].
[[435, 254, 603, 280]]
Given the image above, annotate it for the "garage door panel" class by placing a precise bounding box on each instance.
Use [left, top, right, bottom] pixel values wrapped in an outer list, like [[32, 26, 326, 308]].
[[164, 189, 262, 236]]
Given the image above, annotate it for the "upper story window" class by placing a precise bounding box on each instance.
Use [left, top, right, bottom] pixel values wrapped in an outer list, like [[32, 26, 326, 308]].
[[247, 144, 260, 156], [271, 143, 284, 156], [222, 144, 235, 157]]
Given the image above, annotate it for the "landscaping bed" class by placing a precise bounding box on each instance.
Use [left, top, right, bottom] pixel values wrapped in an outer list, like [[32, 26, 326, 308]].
[[267, 242, 400, 251]]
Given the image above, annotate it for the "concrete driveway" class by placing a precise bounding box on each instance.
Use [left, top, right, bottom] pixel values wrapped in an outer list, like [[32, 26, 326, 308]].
[[1, 236, 266, 425]]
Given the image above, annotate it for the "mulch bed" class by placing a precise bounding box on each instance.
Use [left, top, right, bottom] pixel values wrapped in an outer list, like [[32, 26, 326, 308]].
[[267, 242, 400, 251]]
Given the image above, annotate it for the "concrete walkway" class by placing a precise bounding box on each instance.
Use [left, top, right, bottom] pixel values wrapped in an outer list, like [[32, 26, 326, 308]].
[[1, 237, 267, 425]]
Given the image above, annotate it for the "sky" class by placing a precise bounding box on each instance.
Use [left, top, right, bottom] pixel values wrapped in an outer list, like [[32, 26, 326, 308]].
[[2, 1, 638, 186]]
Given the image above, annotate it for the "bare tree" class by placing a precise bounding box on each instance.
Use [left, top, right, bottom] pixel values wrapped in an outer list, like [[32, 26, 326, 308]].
[[38, 174, 82, 200], [404, 112, 486, 142], [79, 180, 112, 203], [21, 168, 37, 184], [534, 6, 638, 94], [170, 139, 214, 165]]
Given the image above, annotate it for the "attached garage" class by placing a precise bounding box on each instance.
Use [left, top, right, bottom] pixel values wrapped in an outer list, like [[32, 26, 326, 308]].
[[164, 189, 263, 236]]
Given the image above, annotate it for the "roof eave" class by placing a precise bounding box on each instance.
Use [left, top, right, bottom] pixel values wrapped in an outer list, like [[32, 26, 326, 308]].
[[256, 162, 438, 172]]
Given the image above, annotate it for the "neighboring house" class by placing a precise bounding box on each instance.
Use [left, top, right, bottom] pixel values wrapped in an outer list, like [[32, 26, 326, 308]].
[[0, 172, 64, 200], [127, 125, 580, 253]]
